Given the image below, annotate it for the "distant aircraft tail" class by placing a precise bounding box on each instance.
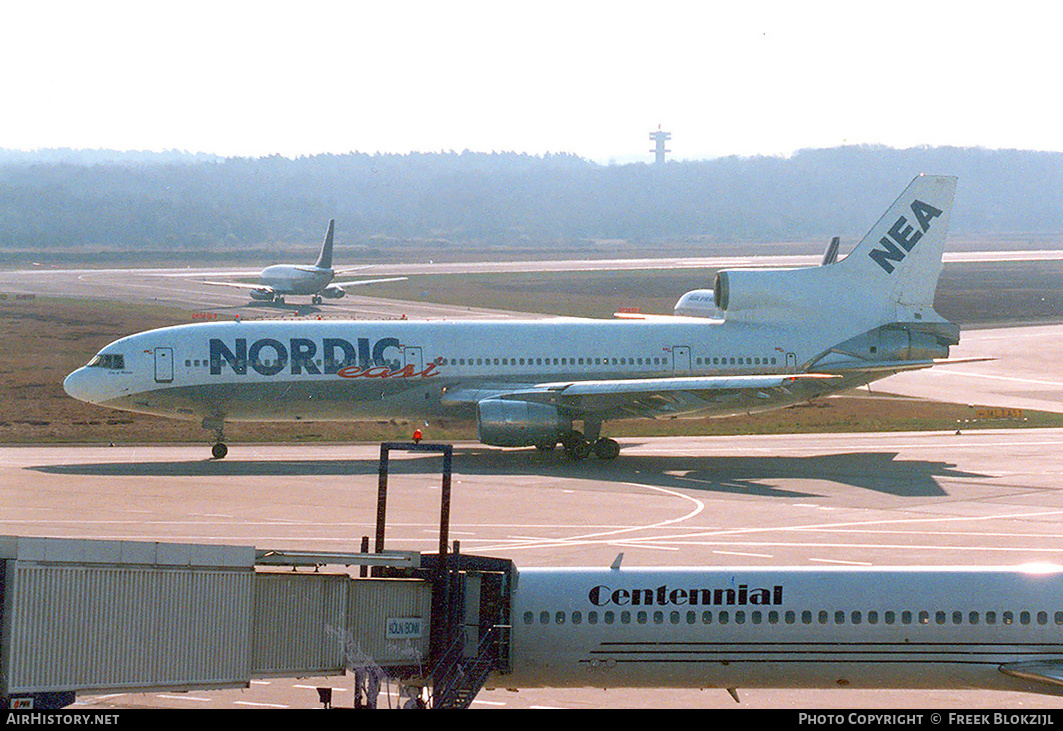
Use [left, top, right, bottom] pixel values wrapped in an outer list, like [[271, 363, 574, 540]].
[[314, 219, 336, 269], [713, 175, 957, 336]]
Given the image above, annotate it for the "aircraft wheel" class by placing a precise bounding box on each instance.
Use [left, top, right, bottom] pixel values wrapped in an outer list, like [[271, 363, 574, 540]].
[[535, 441, 557, 452], [593, 438, 620, 461], [562, 431, 589, 460], [211, 442, 228, 460]]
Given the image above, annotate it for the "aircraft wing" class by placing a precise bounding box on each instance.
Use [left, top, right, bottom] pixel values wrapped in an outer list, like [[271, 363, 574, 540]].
[[331, 276, 409, 288], [443, 373, 838, 420], [1000, 661, 1063, 690], [202, 280, 272, 292], [812, 356, 995, 375]]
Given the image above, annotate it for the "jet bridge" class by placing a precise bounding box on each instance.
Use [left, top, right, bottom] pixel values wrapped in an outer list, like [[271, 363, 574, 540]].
[[0, 442, 514, 710]]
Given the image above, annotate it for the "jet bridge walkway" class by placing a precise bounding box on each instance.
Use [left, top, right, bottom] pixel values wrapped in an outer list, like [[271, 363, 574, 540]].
[[0, 442, 515, 710]]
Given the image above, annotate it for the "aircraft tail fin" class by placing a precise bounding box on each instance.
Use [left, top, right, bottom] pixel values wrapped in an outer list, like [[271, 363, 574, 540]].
[[713, 175, 957, 332], [314, 219, 336, 269], [836, 174, 956, 310]]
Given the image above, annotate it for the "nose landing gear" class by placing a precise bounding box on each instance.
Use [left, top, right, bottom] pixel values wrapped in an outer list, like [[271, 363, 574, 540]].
[[202, 416, 228, 460]]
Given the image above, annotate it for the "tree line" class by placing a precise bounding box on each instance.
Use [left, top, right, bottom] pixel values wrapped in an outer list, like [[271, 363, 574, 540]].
[[1, 145, 1061, 260]]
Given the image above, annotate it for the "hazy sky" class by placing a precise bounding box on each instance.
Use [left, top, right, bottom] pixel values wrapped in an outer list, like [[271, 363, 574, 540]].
[[4, 1, 1061, 162]]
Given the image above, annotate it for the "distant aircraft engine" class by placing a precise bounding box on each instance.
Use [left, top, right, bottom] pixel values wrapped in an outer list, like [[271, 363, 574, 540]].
[[476, 399, 572, 448], [673, 289, 722, 318], [321, 286, 346, 299], [249, 289, 275, 301]]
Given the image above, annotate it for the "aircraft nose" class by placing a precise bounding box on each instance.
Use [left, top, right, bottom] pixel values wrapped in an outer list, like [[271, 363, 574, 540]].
[[63, 367, 104, 404]]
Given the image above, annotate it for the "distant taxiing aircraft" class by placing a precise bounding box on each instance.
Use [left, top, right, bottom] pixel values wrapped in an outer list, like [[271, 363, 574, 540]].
[[204, 219, 406, 304], [501, 562, 1063, 699], [66, 176, 964, 460]]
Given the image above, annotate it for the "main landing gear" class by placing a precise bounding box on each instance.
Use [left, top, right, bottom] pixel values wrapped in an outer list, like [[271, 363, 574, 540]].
[[556, 429, 620, 461]]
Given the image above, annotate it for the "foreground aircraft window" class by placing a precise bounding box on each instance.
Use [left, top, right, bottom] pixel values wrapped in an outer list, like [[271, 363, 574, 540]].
[[767, 610, 778, 624], [523, 612, 533, 625], [884, 611, 895, 625], [802, 610, 812, 624], [1021, 611, 1031, 625], [539, 611, 549, 625], [91, 353, 125, 370], [953, 611, 963, 625], [588, 612, 598, 625], [834, 611, 845, 625], [784, 611, 795, 624], [818, 611, 829, 625], [751, 611, 762, 624], [867, 611, 878, 625], [969, 612, 979, 625], [185, 360, 191, 367], [1055, 612, 1063, 625], [851, 611, 862, 625], [935, 611, 946, 625], [1003, 611, 1014, 625], [1039, 612, 1048, 625], [702, 611, 713, 624], [555, 612, 565, 625], [621, 611, 631, 624], [571, 611, 582, 624], [919, 611, 930, 625], [719, 611, 730, 625], [986, 612, 997, 624], [686, 611, 696, 624], [650, 611, 661, 625], [604, 611, 614, 625]]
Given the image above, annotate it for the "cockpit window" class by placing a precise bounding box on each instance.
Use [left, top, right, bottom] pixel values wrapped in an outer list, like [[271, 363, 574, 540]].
[[87, 353, 125, 370]]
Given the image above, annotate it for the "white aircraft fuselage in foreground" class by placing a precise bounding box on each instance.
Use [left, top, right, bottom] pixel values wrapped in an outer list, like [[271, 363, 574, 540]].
[[502, 563, 1063, 697], [65, 176, 961, 459]]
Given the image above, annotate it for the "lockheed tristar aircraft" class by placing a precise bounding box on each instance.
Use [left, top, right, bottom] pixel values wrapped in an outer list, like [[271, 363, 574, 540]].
[[204, 219, 406, 304], [65, 175, 961, 460]]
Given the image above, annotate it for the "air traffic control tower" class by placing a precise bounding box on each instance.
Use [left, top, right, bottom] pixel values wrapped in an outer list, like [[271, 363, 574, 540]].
[[649, 128, 671, 164]]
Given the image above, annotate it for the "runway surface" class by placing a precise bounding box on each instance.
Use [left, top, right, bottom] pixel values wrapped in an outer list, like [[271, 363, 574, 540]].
[[4, 247, 1063, 322], [6, 431, 1063, 709]]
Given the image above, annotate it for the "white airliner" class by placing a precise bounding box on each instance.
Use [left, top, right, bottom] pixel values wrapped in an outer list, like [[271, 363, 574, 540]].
[[204, 219, 406, 304], [65, 175, 962, 460], [502, 563, 1063, 699]]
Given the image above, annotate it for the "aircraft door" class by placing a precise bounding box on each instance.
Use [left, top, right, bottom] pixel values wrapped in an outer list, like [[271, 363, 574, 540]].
[[404, 346, 423, 372], [785, 352, 797, 374], [153, 347, 174, 383], [671, 346, 691, 372]]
